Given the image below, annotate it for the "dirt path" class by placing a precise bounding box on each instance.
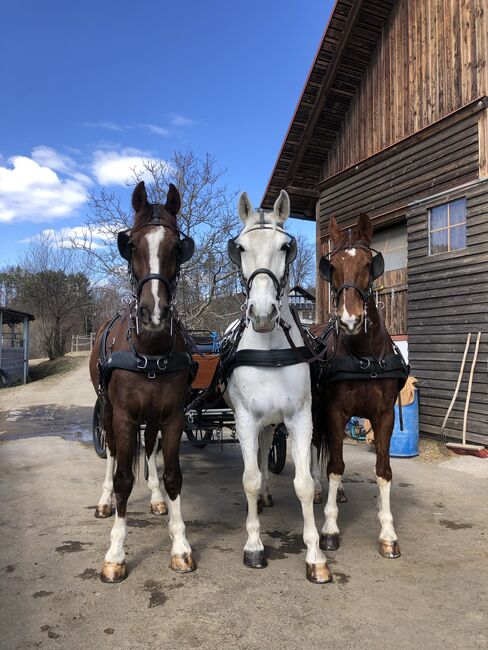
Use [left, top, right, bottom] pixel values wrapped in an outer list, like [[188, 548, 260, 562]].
[[0, 353, 94, 410]]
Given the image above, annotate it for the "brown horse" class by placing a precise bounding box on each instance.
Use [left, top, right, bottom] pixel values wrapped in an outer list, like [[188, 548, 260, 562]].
[[312, 212, 408, 560], [89, 181, 196, 583]]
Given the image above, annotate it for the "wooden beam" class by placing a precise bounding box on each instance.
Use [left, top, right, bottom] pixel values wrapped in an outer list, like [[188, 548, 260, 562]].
[[283, 0, 365, 189], [286, 185, 320, 199]]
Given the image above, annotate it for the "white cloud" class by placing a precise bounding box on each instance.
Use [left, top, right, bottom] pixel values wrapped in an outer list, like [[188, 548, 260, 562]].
[[91, 148, 170, 186], [138, 123, 170, 136], [169, 113, 194, 127], [21, 225, 111, 249], [0, 153, 90, 223], [82, 121, 125, 132]]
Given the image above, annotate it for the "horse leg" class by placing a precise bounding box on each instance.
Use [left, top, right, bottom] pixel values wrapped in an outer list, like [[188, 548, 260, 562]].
[[371, 409, 400, 558], [145, 426, 167, 516], [337, 480, 348, 504], [95, 404, 115, 519], [320, 408, 347, 552], [238, 418, 266, 569], [100, 416, 137, 583], [161, 416, 195, 573], [310, 443, 322, 504], [285, 410, 331, 584], [258, 425, 274, 508]]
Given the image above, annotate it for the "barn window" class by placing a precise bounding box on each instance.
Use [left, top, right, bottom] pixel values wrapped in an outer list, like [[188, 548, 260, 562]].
[[429, 198, 466, 255]]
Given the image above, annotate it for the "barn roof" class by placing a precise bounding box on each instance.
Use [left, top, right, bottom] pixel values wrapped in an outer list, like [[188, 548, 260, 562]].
[[0, 307, 35, 323], [261, 0, 393, 220]]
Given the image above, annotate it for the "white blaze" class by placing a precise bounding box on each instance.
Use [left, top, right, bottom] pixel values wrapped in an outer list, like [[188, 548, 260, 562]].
[[341, 305, 357, 331], [145, 229, 166, 324]]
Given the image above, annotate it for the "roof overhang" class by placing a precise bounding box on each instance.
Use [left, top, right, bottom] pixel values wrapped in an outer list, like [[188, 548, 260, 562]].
[[261, 0, 393, 220]]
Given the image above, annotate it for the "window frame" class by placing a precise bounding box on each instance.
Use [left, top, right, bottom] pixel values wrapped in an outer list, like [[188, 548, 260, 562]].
[[428, 197, 467, 256]]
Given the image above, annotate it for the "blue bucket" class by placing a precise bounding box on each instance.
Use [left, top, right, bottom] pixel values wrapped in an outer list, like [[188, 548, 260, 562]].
[[389, 389, 419, 458]]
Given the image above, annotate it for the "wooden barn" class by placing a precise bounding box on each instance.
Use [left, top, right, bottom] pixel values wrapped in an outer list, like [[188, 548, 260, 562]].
[[262, 0, 488, 444]]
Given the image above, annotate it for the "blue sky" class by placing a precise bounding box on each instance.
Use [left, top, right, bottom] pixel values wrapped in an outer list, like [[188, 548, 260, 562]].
[[0, 1, 333, 267]]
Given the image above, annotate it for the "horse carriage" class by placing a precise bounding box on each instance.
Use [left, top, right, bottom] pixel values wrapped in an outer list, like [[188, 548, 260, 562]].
[[92, 328, 288, 476]]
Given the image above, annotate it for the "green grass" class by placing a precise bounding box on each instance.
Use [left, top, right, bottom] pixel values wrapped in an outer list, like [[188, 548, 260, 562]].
[[28, 354, 88, 383]]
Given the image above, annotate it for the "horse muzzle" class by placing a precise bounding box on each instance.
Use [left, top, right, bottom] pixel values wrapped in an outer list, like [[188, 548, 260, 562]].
[[248, 302, 279, 333]]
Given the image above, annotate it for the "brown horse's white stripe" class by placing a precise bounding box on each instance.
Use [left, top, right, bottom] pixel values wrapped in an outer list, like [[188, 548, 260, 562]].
[[145, 228, 166, 325]]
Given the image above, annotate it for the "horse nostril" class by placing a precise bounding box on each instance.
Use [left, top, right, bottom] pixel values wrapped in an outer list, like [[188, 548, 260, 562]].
[[139, 305, 151, 322], [160, 306, 170, 321], [269, 304, 278, 321]]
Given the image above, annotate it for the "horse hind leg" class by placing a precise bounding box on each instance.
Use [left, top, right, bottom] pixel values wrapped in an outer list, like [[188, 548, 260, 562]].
[[100, 417, 137, 583], [258, 425, 274, 508], [145, 427, 167, 515], [372, 410, 401, 559], [320, 411, 346, 552], [310, 443, 322, 504]]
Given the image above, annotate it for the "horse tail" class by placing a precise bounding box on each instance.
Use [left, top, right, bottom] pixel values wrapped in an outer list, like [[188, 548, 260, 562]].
[[311, 378, 328, 470], [132, 427, 142, 477]]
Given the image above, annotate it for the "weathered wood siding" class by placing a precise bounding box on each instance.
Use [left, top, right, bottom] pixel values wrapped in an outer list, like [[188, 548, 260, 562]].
[[326, 0, 488, 177], [407, 179, 488, 444]]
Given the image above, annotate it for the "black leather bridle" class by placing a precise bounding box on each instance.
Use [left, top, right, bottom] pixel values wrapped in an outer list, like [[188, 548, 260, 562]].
[[117, 204, 195, 302], [319, 241, 384, 309], [228, 218, 297, 302]]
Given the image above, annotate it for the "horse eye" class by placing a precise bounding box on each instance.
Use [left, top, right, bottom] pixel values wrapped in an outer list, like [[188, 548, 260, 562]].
[[280, 243, 290, 251], [237, 244, 245, 252]]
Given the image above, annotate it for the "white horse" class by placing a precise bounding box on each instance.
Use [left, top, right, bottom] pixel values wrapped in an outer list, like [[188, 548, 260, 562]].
[[224, 190, 332, 583]]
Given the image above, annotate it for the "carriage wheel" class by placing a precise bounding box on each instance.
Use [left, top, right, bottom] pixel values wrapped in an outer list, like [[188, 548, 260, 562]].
[[92, 398, 107, 459], [268, 424, 287, 475], [185, 428, 213, 448]]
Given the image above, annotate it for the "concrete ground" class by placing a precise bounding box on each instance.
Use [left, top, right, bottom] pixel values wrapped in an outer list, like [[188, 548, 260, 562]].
[[0, 358, 487, 649]]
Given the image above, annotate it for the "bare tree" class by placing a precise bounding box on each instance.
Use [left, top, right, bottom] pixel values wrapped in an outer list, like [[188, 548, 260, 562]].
[[289, 232, 316, 289], [75, 150, 239, 329], [1, 232, 94, 359]]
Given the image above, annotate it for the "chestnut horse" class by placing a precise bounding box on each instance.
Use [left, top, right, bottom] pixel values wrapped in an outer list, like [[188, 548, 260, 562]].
[[89, 181, 196, 582], [312, 212, 408, 560]]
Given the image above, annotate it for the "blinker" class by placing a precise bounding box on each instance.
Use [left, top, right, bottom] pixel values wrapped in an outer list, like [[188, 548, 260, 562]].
[[117, 230, 132, 262]]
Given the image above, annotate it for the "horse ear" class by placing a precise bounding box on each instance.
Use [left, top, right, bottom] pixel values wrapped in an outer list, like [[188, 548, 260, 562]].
[[238, 192, 254, 223], [165, 183, 181, 216], [132, 181, 148, 213], [358, 212, 373, 242], [329, 216, 341, 246], [273, 190, 290, 223]]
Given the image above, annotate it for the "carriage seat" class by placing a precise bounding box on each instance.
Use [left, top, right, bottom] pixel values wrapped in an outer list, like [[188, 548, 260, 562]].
[[189, 330, 220, 354]]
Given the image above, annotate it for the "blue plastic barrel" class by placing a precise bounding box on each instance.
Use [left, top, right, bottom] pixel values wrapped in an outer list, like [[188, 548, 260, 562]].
[[389, 389, 419, 458]]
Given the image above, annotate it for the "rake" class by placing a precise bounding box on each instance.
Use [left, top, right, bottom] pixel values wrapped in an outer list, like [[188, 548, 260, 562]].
[[442, 332, 487, 457]]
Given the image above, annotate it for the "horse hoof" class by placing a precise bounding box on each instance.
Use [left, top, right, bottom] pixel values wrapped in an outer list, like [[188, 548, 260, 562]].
[[320, 533, 340, 551], [170, 553, 196, 573], [261, 494, 274, 507], [243, 550, 267, 569], [379, 539, 401, 558], [337, 487, 348, 503], [306, 562, 333, 584], [94, 504, 113, 519], [100, 561, 127, 583], [314, 492, 322, 504], [150, 501, 167, 515]]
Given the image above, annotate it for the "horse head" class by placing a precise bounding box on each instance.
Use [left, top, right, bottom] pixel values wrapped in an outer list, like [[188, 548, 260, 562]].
[[119, 181, 194, 333], [319, 212, 384, 335], [229, 190, 296, 333]]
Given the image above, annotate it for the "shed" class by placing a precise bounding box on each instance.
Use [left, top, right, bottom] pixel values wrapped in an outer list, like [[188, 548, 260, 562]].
[[262, 0, 488, 444], [0, 308, 35, 385]]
